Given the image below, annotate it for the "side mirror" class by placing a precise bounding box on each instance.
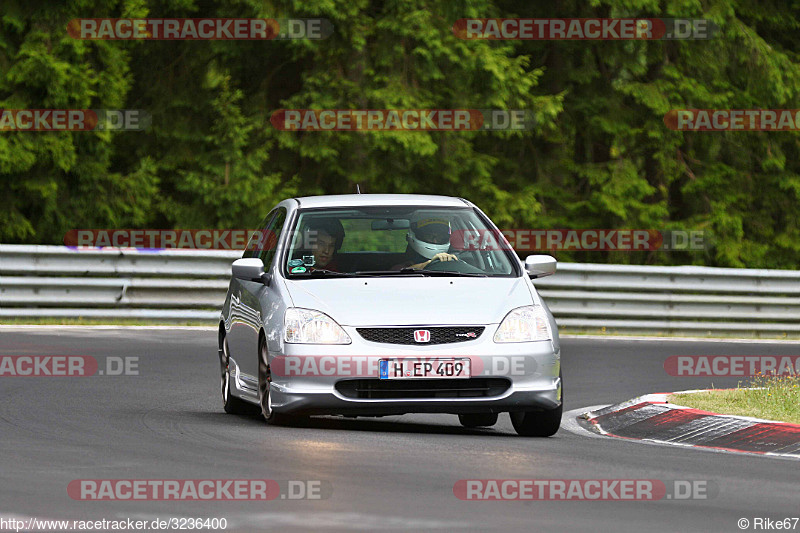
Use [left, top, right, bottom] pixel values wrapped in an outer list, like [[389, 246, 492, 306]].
[[232, 258, 271, 284], [524, 255, 557, 278]]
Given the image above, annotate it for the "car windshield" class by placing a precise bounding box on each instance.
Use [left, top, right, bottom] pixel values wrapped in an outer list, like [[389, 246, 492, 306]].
[[283, 206, 518, 278]]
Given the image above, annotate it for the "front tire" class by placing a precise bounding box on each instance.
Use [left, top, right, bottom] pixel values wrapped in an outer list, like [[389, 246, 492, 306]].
[[258, 336, 295, 425], [510, 404, 562, 437]]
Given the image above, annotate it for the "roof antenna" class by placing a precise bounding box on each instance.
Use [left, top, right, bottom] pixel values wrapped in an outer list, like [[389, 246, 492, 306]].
[[356, 184, 362, 194]]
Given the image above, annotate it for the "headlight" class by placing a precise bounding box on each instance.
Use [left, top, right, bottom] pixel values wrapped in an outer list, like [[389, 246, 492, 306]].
[[494, 305, 552, 343], [284, 308, 351, 344]]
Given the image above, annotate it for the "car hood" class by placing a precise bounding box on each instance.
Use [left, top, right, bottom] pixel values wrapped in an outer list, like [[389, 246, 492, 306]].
[[283, 276, 534, 326]]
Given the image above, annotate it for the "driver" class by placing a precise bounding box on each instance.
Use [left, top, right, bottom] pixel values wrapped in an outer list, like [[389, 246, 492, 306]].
[[393, 215, 458, 270], [304, 219, 345, 271]]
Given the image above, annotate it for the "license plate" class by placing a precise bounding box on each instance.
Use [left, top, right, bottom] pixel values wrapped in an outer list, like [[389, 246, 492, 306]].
[[379, 358, 471, 380]]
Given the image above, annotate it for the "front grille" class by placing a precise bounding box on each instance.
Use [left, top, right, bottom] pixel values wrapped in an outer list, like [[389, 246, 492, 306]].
[[335, 378, 510, 399], [357, 327, 485, 345]]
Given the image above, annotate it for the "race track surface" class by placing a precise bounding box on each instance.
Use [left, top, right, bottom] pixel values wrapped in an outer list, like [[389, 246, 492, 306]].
[[0, 328, 797, 532]]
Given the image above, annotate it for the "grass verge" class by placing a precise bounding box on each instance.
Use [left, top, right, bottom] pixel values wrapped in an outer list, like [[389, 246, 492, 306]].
[[670, 374, 800, 425]]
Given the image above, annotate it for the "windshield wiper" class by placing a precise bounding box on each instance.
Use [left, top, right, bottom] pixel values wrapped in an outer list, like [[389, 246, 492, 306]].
[[296, 269, 426, 278], [352, 269, 486, 277], [415, 270, 487, 277], [352, 269, 425, 276], [297, 269, 354, 277]]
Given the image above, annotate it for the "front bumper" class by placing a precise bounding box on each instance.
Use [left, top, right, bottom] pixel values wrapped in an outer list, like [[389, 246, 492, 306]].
[[270, 382, 561, 416], [259, 327, 561, 416]]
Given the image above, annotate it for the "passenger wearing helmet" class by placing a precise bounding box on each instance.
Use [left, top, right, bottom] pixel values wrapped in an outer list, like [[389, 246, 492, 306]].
[[305, 219, 345, 271], [393, 216, 459, 270]]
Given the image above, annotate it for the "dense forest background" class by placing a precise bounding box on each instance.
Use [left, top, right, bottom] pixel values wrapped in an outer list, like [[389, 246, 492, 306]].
[[2, 0, 800, 268]]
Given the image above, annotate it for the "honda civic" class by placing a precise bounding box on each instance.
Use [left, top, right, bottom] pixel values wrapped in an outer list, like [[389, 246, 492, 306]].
[[218, 194, 562, 436]]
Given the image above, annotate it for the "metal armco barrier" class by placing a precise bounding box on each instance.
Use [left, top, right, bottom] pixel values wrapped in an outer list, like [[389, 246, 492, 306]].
[[1, 245, 799, 336], [534, 263, 800, 336]]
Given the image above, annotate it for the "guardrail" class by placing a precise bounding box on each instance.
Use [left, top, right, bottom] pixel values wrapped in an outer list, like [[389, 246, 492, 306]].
[[0, 245, 237, 321], [2, 245, 799, 336]]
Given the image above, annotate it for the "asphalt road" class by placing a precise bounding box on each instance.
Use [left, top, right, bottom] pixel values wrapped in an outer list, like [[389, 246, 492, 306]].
[[1, 327, 798, 532]]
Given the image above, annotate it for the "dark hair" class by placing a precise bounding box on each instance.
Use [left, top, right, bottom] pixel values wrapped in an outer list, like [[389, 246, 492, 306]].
[[305, 218, 345, 250]]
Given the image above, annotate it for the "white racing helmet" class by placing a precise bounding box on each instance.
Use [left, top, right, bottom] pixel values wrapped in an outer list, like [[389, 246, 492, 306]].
[[407, 215, 452, 259]]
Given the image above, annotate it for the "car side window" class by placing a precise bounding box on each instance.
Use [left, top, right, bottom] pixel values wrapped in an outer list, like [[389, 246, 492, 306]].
[[242, 211, 276, 259], [259, 207, 287, 268]]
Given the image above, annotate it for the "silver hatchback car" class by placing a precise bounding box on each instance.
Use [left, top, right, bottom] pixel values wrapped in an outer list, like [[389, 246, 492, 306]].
[[218, 194, 562, 436]]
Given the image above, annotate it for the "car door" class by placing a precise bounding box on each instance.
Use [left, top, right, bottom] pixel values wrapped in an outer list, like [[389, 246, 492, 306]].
[[227, 209, 276, 382], [231, 207, 288, 383]]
